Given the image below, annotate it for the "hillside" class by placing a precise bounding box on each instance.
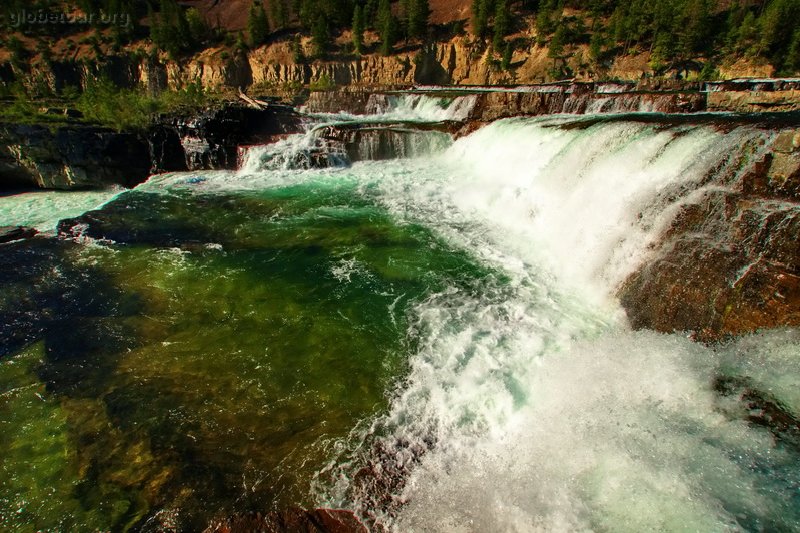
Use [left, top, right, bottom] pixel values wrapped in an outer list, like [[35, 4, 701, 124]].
[[0, 0, 799, 129]]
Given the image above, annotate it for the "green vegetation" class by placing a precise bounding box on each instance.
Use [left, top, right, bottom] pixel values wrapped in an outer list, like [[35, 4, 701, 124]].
[[407, 0, 431, 40], [1, 0, 799, 111], [248, 0, 270, 47], [0, 78, 222, 131], [311, 14, 331, 59], [0, 0, 797, 76], [353, 4, 365, 54], [378, 0, 397, 55], [309, 73, 336, 90]]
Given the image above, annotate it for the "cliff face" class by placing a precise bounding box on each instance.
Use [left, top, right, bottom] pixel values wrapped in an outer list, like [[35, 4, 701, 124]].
[[0, 123, 152, 189], [10, 34, 800, 116], [620, 129, 800, 342]]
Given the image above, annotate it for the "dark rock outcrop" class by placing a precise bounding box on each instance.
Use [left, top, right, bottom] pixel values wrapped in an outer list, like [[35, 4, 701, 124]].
[[620, 128, 800, 342], [318, 121, 455, 162], [0, 123, 152, 189], [0, 104, 304, 190], [150, 103, 304, 171]]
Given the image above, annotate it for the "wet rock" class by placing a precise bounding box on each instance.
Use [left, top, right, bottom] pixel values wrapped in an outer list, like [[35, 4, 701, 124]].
[[0, 225, 37, 243], [620, 128, 800, 342], [156, 103, 304, 171], [318, 121, 455, 163], [0, 103, 304, 190], [714, 376, 800, 444], [0, 123, 152, 190], [205, 508, 368, 533], [306, 89, 376, 115]]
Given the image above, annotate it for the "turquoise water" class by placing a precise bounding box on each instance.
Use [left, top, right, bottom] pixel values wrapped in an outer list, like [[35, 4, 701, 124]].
[[0, 178, 494, 530], [1, 112, 799, 531]]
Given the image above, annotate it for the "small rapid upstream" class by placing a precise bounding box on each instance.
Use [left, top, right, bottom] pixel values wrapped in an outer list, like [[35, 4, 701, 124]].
[[0, 95, 798, 531]]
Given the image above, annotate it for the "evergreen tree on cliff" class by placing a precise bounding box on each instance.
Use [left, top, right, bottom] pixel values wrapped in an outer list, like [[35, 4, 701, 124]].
[[312, 14, 331, 59], [471, 0, 490, 38], [493, 0, 509, 51], [353, 4, 365, 54], [378, 0, 396, 55], [248, 0, 270, 47], [270, 0, 289, 31], [407, 0, 430, 41], [150, 0, 193, 57]]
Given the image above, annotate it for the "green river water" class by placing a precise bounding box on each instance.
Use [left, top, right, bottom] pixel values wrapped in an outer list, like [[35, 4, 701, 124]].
[[1, 109, 799, 532]]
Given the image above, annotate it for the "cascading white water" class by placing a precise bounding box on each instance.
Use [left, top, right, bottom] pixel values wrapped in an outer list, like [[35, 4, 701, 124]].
[[240, 93, 474, 173], [365, 93, 478, 121], [0, 188, 124, 232], [237, 125, 349, 173], [311, 116, 799, 531], [121, 114, 799, 531]]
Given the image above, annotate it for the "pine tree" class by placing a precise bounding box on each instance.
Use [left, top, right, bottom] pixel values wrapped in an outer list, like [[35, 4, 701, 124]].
[[589, 30, 603, 63], [353, 4, 365, 54], [248, 1, 270, 48], [408, 0, 430, 40], [535, 3, 553, 43], [300, 0, 314, 29], [186, 8, 209, 46], [784, 27, 800, 74], [148, 4, 163, 48], [734, 11, 758, 55], [270, 0, 289, 30], [150, 0, 195, 57], [679, 0, 711, 57], [501, 40, 513, 70], [493, 0, 509, 51], [548, 23, 565, 59], [312, 14, 330, 58], [378, 0, 396, 55], [472, 0, 490, 38]]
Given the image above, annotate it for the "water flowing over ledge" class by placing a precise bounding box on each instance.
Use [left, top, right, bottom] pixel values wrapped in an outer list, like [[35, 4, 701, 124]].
[[1, 99, 799, 532]]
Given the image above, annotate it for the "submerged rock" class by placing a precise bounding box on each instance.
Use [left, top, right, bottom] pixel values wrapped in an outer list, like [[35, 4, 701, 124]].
[[205, 509, 367, 533], [0, 225, 37, 243]]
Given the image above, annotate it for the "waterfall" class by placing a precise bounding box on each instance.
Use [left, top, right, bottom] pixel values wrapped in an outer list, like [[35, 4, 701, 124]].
[[9, 104, 796, 532], [312, 116, 799, 531], [364, 93, 478, 121]]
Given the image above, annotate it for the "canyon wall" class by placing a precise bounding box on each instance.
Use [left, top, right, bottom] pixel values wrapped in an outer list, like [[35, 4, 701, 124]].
[[8, 38, 800, 116]]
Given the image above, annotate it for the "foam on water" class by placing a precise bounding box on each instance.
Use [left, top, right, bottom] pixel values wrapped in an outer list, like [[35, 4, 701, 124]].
[[0, 188, 124, 231], [305, 117, 798, 530], [393, 329, 799, 532], [366, 94, 478, 121], [108, 115, 799, 530]]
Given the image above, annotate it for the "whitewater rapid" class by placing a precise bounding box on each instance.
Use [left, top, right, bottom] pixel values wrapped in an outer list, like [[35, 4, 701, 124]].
[[133, 114, 799, 531], [4, 97, 798, 530], [309, 117, 799, 531]]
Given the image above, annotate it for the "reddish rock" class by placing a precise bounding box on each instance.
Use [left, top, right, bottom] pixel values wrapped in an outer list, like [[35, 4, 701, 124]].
[[620, 128, 800, 342], [206, 508, 368, 533]]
